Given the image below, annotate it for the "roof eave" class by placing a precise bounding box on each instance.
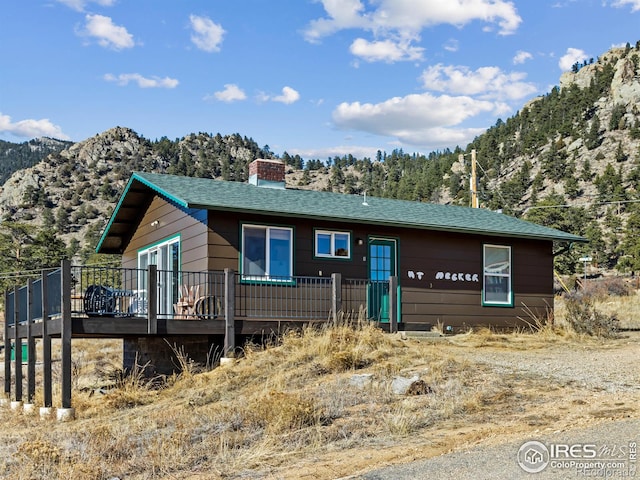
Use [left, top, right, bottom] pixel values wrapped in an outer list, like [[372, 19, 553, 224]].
[[95, 175, 138, 253], [96, 172, 190, 254], [187, 203, 588, 243]]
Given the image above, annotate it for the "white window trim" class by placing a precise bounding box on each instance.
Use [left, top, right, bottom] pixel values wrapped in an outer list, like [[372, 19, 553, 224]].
[[137, 236, 181, 271], [241, 224, 294, 281], [482, 244, 512, 306], [137, 235, 181, 315], [314, 230, 351, 259]]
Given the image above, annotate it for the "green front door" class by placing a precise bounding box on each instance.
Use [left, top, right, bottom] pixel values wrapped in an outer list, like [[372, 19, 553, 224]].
[[368, 238, 397, 322]]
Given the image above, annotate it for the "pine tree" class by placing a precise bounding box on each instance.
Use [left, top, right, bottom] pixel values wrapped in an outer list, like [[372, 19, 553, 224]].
[[615, 142, 628, 162], [585, 115, 602, 149]]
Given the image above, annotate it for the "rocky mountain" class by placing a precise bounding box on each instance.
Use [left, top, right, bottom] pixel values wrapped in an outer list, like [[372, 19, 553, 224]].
[[1, 43, 640, 274], [0, 128, 273, 263], [0, 137, 72, 184]]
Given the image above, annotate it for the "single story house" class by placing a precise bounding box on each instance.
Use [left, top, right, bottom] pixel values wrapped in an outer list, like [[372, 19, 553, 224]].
[[97, 158, 585, 334]]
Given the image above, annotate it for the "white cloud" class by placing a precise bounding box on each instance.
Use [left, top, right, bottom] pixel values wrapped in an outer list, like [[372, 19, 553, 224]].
[[421, 64, 537, 101], [79, 14, 134, 50], [207, 84, 247, 102], [332, 92, 497, 148], [189, 14, 225, 52], [559, 47, 588, 71], [0, 113, 70, 140], [104, 73, 179, 88], [303, 0, 369, 43], [256, 91, 270, 103], [349, 38, 424, 62], [56, 0, 115, 12], [399, 126, 489, 148], [611, 0, 640, 12], [304, 0, 522, 44], [443, 39, 459, 52], [273, 86, 300, 104], [513, 50, 533, 64], [258, 86, 301, 104]]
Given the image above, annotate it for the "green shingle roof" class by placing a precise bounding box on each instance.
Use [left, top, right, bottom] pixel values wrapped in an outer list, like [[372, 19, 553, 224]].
[[97, 172, 587, 252]]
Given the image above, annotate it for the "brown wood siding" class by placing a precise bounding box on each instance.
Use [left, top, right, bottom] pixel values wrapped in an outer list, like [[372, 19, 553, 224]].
[[122, 196, 209, 270], [118, 203, 556, 329], [206, 213, 241, 271], [397, 229, 553, 328], [202, 210, 554, 329]]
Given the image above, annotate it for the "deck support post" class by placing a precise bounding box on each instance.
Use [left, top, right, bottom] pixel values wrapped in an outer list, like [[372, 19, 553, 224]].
[[13, 286, 22, 404], [42, 269, 52, 410], [3, 290, 10, 403], [26, 279, 35, 406], [331, 273, 342, 325], [389, 275, 398, 334], [223, 268, 235, 358], [147, 265, 157, 334], [59, 259, 74, 419]]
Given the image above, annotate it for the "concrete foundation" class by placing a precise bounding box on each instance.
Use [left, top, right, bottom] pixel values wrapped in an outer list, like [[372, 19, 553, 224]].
[[39, 407, 54, 419], [124, 336, 218, 376], [23, 403, 36, 415], [56, 408, 75, 422], [10, 401, 22, 411], [219, 357, 235, 366]]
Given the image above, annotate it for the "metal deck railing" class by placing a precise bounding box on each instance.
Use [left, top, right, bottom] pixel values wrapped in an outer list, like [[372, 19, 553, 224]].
[[5, 265, 374, 324]]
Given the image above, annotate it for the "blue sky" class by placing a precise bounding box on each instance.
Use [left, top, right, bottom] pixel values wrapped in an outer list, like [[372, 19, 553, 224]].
[[2, 0, 640, 159]]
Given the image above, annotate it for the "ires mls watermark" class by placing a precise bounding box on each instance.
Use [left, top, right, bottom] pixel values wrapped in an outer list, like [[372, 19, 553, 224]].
[[518, 440, 637, 477]]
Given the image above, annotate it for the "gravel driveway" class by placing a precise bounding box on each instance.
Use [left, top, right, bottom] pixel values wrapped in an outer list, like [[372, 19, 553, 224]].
[[359, 418, 639, 479], [357, 333, 640, 480]]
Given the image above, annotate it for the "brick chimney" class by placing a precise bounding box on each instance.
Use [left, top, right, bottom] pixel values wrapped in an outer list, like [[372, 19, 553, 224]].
[[248, 159, 286, 189]]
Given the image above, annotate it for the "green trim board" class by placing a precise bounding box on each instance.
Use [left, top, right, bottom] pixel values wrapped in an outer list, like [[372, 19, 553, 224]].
[[97, 172, 587, 253]]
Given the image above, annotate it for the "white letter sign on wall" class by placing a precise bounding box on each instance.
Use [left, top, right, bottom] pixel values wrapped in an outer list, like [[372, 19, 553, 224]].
[[407, 270, 479, 282], [435, 271, 479, 282]]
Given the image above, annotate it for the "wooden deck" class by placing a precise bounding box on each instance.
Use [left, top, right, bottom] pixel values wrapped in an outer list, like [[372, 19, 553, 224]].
[[9, 315, 334, 338], [3, 260, 397, 416]]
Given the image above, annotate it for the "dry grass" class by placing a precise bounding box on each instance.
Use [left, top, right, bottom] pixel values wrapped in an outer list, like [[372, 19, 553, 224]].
[[590, 290, 640, 329], [0, 296, 638, 479]]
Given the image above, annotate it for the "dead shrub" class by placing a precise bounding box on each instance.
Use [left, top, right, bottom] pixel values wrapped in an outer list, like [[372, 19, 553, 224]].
[[100, 357, 162, 409], [15, 439, 61, 477], [579, 277, 632, 300], [249, 390, 320, 432], [383, 404, 422, 435], [564, 296, 620, 338], [57, 461, 105, 479], [16, 439, 61, 464], [325, 349, 371, 372]]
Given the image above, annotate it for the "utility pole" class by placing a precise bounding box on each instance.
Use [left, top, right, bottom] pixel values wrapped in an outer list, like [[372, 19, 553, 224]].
[[470, 149, 479, 208], [458, 149, 480, 209]]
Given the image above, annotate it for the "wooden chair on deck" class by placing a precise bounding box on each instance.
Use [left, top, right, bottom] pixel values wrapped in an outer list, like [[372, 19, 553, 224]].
[[193, 295, 218, 319], [174, 285, 199, 319]]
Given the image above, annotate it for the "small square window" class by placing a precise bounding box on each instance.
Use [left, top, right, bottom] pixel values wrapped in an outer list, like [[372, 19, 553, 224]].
[[314, 230, 351, 259]]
